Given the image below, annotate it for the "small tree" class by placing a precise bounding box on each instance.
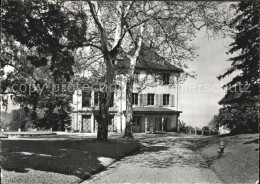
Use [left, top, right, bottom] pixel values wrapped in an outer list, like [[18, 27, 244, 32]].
[[9, 109, 33, 131]]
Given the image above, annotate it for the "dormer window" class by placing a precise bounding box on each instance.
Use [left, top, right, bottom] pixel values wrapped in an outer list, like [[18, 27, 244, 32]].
[[134, 71, 140, 83], [162, 73, 170, 85]]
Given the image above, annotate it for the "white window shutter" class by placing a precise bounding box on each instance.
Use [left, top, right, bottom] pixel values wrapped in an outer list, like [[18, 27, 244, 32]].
[[170, 95, 175, 107], [143, 94, 148, 106], [140, 94, 143, 106], [155, 94, 159, 106], [159, 94, 163, 106]]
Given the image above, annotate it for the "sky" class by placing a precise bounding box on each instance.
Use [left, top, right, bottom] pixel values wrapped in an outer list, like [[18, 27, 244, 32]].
[[179, 30, 238, 127]]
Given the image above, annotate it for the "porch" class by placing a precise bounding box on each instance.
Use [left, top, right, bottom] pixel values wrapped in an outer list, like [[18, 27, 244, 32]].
[[132, 107, 182, 133]]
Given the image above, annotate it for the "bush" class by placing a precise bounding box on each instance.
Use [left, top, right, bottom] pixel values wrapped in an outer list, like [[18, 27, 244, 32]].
[[178, 121, 186, 133], [202, 126, 210, 132], [9, 109, 34, 131], [216, 103, 258, 134]]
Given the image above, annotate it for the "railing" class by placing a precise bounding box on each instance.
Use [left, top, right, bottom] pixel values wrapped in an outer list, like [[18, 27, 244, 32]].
[[179, 125, 219, 136]]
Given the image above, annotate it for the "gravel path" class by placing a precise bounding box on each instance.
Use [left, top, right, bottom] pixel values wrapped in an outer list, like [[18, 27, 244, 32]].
[[83, 136, 222, 183]]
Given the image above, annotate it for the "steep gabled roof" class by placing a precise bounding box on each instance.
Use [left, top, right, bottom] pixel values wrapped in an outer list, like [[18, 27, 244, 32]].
[[117, 44, 183, 73]]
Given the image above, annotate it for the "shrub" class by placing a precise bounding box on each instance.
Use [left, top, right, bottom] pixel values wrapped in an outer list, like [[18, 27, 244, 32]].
[[9, 109, 34, 131]]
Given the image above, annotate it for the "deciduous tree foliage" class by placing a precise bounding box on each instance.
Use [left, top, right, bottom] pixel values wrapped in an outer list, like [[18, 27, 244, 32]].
[[217, 1, 259, 133], [1, 0, 87, 130]]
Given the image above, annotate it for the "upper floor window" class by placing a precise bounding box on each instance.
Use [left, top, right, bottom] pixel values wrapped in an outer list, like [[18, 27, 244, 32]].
[[147, 93, 155, 105], [82, 90, 91, 107], [109, 92, 114, 107], [162, 73, 170, 85], [94, 92, 99, 106], [163, 94, 170, 105], [93, 92, 113, 107], [132, 93, 138, 105]]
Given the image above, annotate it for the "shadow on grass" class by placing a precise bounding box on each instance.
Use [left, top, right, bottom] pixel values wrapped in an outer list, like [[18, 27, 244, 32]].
[[1, 138, 140, 180], [243, 139, 259, 144]]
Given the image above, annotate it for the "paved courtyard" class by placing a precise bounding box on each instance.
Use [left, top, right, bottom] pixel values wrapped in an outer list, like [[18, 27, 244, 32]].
[[83, 134, 222, 183]]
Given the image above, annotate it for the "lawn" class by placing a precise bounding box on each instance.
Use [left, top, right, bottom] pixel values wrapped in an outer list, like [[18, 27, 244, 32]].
[[197, 133, 259, 183], [1, 134, 140, 184]]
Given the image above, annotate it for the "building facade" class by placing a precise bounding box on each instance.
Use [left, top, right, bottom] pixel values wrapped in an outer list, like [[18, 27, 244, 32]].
[[71, 48, 183, 133]]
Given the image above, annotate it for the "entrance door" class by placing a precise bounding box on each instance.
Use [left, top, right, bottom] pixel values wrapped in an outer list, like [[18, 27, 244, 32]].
[[155, 117, 162, 131], [156, 117, 167, 131], [133, 117, 142, 132], [163, 118, 168, 131], [108, 115, 115, 132], [82, 115, 91, 132]]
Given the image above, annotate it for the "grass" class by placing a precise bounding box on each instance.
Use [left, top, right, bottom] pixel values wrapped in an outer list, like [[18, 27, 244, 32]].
[[1, 134, 140, 184], [197, 133, 259, 183]]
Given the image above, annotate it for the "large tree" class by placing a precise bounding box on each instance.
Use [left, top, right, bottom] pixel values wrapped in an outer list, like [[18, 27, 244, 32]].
[[81, 1, 231, 139], [217, 1, 259, 133]]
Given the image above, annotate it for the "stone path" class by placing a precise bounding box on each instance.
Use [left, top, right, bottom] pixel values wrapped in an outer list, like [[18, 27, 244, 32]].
[[82, 136, 222, 183]]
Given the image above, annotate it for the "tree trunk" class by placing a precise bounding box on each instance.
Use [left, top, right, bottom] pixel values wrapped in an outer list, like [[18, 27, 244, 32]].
[[123, 23, 145, 138], [87, 1, 125, 140], [124, 75, 134, 138], [97, 99, 109, 140], [97, 56, 114, 141]]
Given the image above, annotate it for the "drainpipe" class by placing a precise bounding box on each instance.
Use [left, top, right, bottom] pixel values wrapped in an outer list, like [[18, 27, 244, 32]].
[[76, 91, 79, 130], [177, 76, 179, 110], [120, 75, 123, 133]]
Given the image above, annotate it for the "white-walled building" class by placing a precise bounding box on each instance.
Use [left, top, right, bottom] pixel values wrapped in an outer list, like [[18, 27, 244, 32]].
[[71, 47, 183, 133]]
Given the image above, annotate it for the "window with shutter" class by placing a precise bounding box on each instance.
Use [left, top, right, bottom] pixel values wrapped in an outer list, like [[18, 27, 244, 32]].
[[170, 95, 175, 107], [147, 94, 155, 105], [163, 94, 170, 105]]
